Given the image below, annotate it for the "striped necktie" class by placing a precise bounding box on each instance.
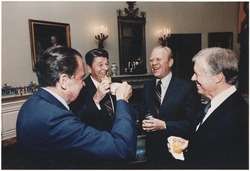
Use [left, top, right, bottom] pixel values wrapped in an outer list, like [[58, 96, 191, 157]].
[[102, 94, 114, 117], [153, 80, 162, 116]]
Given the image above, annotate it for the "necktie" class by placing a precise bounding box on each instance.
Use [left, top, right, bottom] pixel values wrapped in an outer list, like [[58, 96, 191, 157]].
[[197, 101, 211, 127], [102, 94, 114, 117], [153, 80, 162, 116], [156, 80, 162, 96]]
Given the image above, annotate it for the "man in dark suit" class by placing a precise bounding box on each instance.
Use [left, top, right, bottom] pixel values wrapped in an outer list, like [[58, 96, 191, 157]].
[[168, 47, 248, 169], [70, 48, 115, 131], [142, 46, 201, 167], [16, 47, 136, 168]]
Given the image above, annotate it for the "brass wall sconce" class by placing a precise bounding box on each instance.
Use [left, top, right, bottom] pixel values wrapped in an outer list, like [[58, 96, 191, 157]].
[[157, 27, 171, 46], [94, 25, 109, 49]]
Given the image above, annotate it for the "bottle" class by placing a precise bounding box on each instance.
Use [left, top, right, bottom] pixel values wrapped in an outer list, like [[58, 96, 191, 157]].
[[110, 63, 118, 76]]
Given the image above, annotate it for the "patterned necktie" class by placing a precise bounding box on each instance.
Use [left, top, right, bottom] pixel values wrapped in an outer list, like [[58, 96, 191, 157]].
[[153, 80, 162, 116], [102, 94, 114, 117]]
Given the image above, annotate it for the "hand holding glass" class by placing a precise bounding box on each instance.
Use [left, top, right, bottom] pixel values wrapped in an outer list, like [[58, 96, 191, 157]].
[[167, 136, 188, 154]]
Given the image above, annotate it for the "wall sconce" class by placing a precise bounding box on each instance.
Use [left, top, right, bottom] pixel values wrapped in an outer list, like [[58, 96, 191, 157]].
[[157, 27, 171, 46], [94, 25, 109, 49]]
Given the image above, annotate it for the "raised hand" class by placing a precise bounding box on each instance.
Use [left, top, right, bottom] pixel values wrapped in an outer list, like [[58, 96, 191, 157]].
[[115, 81, 132, 102], [93, 76, 111, 104]]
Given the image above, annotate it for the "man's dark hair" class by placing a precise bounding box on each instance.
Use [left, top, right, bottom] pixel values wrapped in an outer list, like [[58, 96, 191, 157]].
[[85, 48, 109, 66], [35, 46, 82, 87]]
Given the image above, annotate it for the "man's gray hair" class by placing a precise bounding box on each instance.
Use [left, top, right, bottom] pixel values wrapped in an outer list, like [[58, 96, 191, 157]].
[[192, 47, 239, 85], [153, 46, 173, 59]]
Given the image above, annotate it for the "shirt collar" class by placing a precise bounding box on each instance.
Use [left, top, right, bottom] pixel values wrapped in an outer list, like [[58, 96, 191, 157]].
[[210, 86, 237, 109], [90, 75, 100, 88], [42, 87, 70, 110], [157, 72, 172, 88]]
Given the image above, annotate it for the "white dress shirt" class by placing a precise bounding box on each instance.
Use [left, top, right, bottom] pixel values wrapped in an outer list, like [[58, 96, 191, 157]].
[[90, 75, 100, 89], [196, 85, 237, 131], [42, 87, 70, 110], [156, 72, 172, 104], [90, 76, 102, 110]]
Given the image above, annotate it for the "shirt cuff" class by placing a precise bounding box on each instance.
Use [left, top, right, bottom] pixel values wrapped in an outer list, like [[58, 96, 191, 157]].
[[94, 102, 101, 110], [163, 121, 167, 129]]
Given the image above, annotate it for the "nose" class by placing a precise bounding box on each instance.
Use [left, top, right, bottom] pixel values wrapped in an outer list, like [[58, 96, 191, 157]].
[[151, 59, 157, 65], [103, 65, 109, 71], [191, 74, 196, 81], [150, 61, 158, 68]]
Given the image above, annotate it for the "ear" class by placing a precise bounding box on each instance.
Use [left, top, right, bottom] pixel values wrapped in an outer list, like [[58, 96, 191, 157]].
[[87, 65, 92, 74], [168, 58, 174, 68], [58, 73, 69, 90], [214, 72, 225, 84]]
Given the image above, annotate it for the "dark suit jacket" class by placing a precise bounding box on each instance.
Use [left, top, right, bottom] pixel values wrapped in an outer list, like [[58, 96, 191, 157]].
[[70, 75, 116, 131], [185, 91, 249, 169], [16, 88, 136, 167], [143, 76, 201, 163]]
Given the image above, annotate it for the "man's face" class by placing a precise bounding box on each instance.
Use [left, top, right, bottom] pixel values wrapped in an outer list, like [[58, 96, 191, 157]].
[[89, 56, 109, 82], [191, 58, 216, 99], [149, 48, 173, 79], [67, 56, 86, 102]]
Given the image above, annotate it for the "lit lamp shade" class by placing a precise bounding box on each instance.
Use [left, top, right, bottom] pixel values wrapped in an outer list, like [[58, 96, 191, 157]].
[[157, 27, 171, 46], [94, 25, 109, 49]]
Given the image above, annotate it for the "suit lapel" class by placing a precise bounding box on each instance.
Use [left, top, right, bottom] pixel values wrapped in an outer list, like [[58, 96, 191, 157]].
[[85, 75, 97, 96], [150, 78, 157, 96], [111, 94, 116, 110], [143, 79, 155, 115], [195, 92, 237, 132], [160, 77, 176, 112]]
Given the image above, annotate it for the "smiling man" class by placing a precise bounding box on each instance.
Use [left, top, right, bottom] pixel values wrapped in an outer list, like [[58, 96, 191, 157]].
[[70, 48, 116, 131], [188, 48, 248, 168], [142, 46, 200, 168], [168, 47, 248, 169]]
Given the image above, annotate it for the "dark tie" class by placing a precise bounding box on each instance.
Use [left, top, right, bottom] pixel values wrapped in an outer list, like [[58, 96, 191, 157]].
[[153, 80, 162, 116], [198, 101, 211, 126], [102, 94, 114, 117]]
